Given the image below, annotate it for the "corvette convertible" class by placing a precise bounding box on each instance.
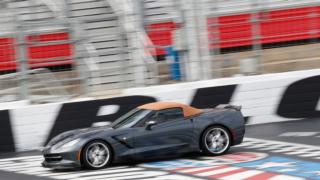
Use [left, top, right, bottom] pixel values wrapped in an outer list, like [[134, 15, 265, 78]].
[[42, 102, 245, 169]]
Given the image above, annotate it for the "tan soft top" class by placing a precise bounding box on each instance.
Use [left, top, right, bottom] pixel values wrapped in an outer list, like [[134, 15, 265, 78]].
[[138, 102, 203, 118]]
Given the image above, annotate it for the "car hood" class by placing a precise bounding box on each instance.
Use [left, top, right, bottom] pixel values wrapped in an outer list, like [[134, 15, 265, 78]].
[[47, 126, 113, 147]]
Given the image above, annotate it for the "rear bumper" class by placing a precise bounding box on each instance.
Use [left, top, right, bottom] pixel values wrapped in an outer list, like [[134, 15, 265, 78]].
[[232, 126, 245, 146]]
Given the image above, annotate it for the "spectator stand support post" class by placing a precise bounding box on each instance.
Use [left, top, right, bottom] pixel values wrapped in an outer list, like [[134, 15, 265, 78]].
[[165, 46, 181, 81], [16, 25, 29, 100]]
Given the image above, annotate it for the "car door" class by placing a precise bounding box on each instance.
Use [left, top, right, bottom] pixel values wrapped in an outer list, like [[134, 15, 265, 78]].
[[133, 108, 197, 159]]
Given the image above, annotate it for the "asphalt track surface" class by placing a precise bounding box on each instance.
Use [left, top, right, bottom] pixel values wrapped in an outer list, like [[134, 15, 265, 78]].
[[0, 119, 319, 180]]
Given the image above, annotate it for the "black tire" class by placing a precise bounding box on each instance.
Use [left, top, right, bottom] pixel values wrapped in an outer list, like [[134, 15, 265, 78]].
[[201, 125, 231, 155], [81, 140, 112, 169]]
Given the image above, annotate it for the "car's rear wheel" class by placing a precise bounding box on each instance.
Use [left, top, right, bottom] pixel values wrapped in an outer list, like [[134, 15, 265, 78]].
[[82, 140, 112, 169], [201, 126, 231, 155]]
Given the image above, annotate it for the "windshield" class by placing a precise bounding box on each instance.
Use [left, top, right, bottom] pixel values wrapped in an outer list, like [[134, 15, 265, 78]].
[[111, 108, 152, 129]]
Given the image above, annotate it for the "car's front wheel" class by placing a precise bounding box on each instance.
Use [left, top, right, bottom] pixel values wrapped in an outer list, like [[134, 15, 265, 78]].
[[201, 126, 231, 155], [82, 140, 112, 169]]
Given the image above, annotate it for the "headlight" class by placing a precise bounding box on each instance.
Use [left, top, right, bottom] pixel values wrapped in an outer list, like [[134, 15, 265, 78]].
[[47, 130, 75, 147], [60, 139, 80, 149], [53, 138, 81, 150]]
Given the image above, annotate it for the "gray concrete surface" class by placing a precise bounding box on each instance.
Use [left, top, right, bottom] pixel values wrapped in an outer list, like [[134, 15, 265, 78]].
[[0, 119, 319, 180]]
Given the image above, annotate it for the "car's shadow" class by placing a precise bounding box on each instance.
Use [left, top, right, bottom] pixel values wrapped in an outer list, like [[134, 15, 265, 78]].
[[49, 148, 240, 173]]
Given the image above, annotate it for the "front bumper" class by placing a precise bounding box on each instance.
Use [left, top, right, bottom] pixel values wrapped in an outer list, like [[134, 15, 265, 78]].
[[42, 158, 80, 169], [42, 149, 82, 169]]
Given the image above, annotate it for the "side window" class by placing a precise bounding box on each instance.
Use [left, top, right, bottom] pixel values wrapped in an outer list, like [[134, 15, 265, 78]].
[[156, 108, 184, 124], [134, 111, 155, 127]]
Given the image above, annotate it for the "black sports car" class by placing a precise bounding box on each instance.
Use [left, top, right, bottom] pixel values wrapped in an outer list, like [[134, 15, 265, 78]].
[[42, 102, 245, 169]]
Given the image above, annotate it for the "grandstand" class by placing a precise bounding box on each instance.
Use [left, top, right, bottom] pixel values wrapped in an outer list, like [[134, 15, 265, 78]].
[[1, 0, 320, 103], [143, 0, 320, 71], [0, 0, 156, 103]]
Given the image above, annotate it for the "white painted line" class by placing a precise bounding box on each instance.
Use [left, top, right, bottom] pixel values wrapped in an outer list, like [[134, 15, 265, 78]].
[[234, 141, 260, 147], [241, 138, 320, 160], [0, 156, 42, 162], [196, 167, 240, 176], [51, 168, 145, 179], [299, 152, 320, 157], [272, 147, 300, 153], [269, 174, 306, 180], [220, 170, 263, 180], [284, 149, 315, 155], [258, 144, 288, 151], [279, 132, 319, 137], [0, 160, 41, 166], [244, 138, 320, 150], [178, 166, 219, 173], [74, 171, 167, 180], [0, 161, 24, 166], [244, 143, 271, 149], [138, 174, 205, 180], [16, 167, 54, 175], [0, 163, 42, 170], [0, 166, 41, 172], [36, 172, 79, 177]]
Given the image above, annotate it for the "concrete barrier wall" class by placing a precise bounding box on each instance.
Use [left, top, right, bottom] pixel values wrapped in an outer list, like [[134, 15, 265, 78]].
[[124, 69, 320, 124], [1, 69, 320, 153]]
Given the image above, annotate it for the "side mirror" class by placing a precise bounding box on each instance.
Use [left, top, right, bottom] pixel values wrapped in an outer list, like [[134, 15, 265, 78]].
[[145, 121, 157, 130]]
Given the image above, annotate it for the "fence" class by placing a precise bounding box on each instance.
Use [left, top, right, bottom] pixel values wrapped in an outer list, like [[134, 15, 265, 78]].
[[1, 0, 320, 103], [143, 0, 320, 80], [0, 0, 89, 103]]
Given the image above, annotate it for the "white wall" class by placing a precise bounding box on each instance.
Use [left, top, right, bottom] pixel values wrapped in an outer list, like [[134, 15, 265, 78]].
[[1, 69, 320, 152], [124, 69, 320, 124]]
